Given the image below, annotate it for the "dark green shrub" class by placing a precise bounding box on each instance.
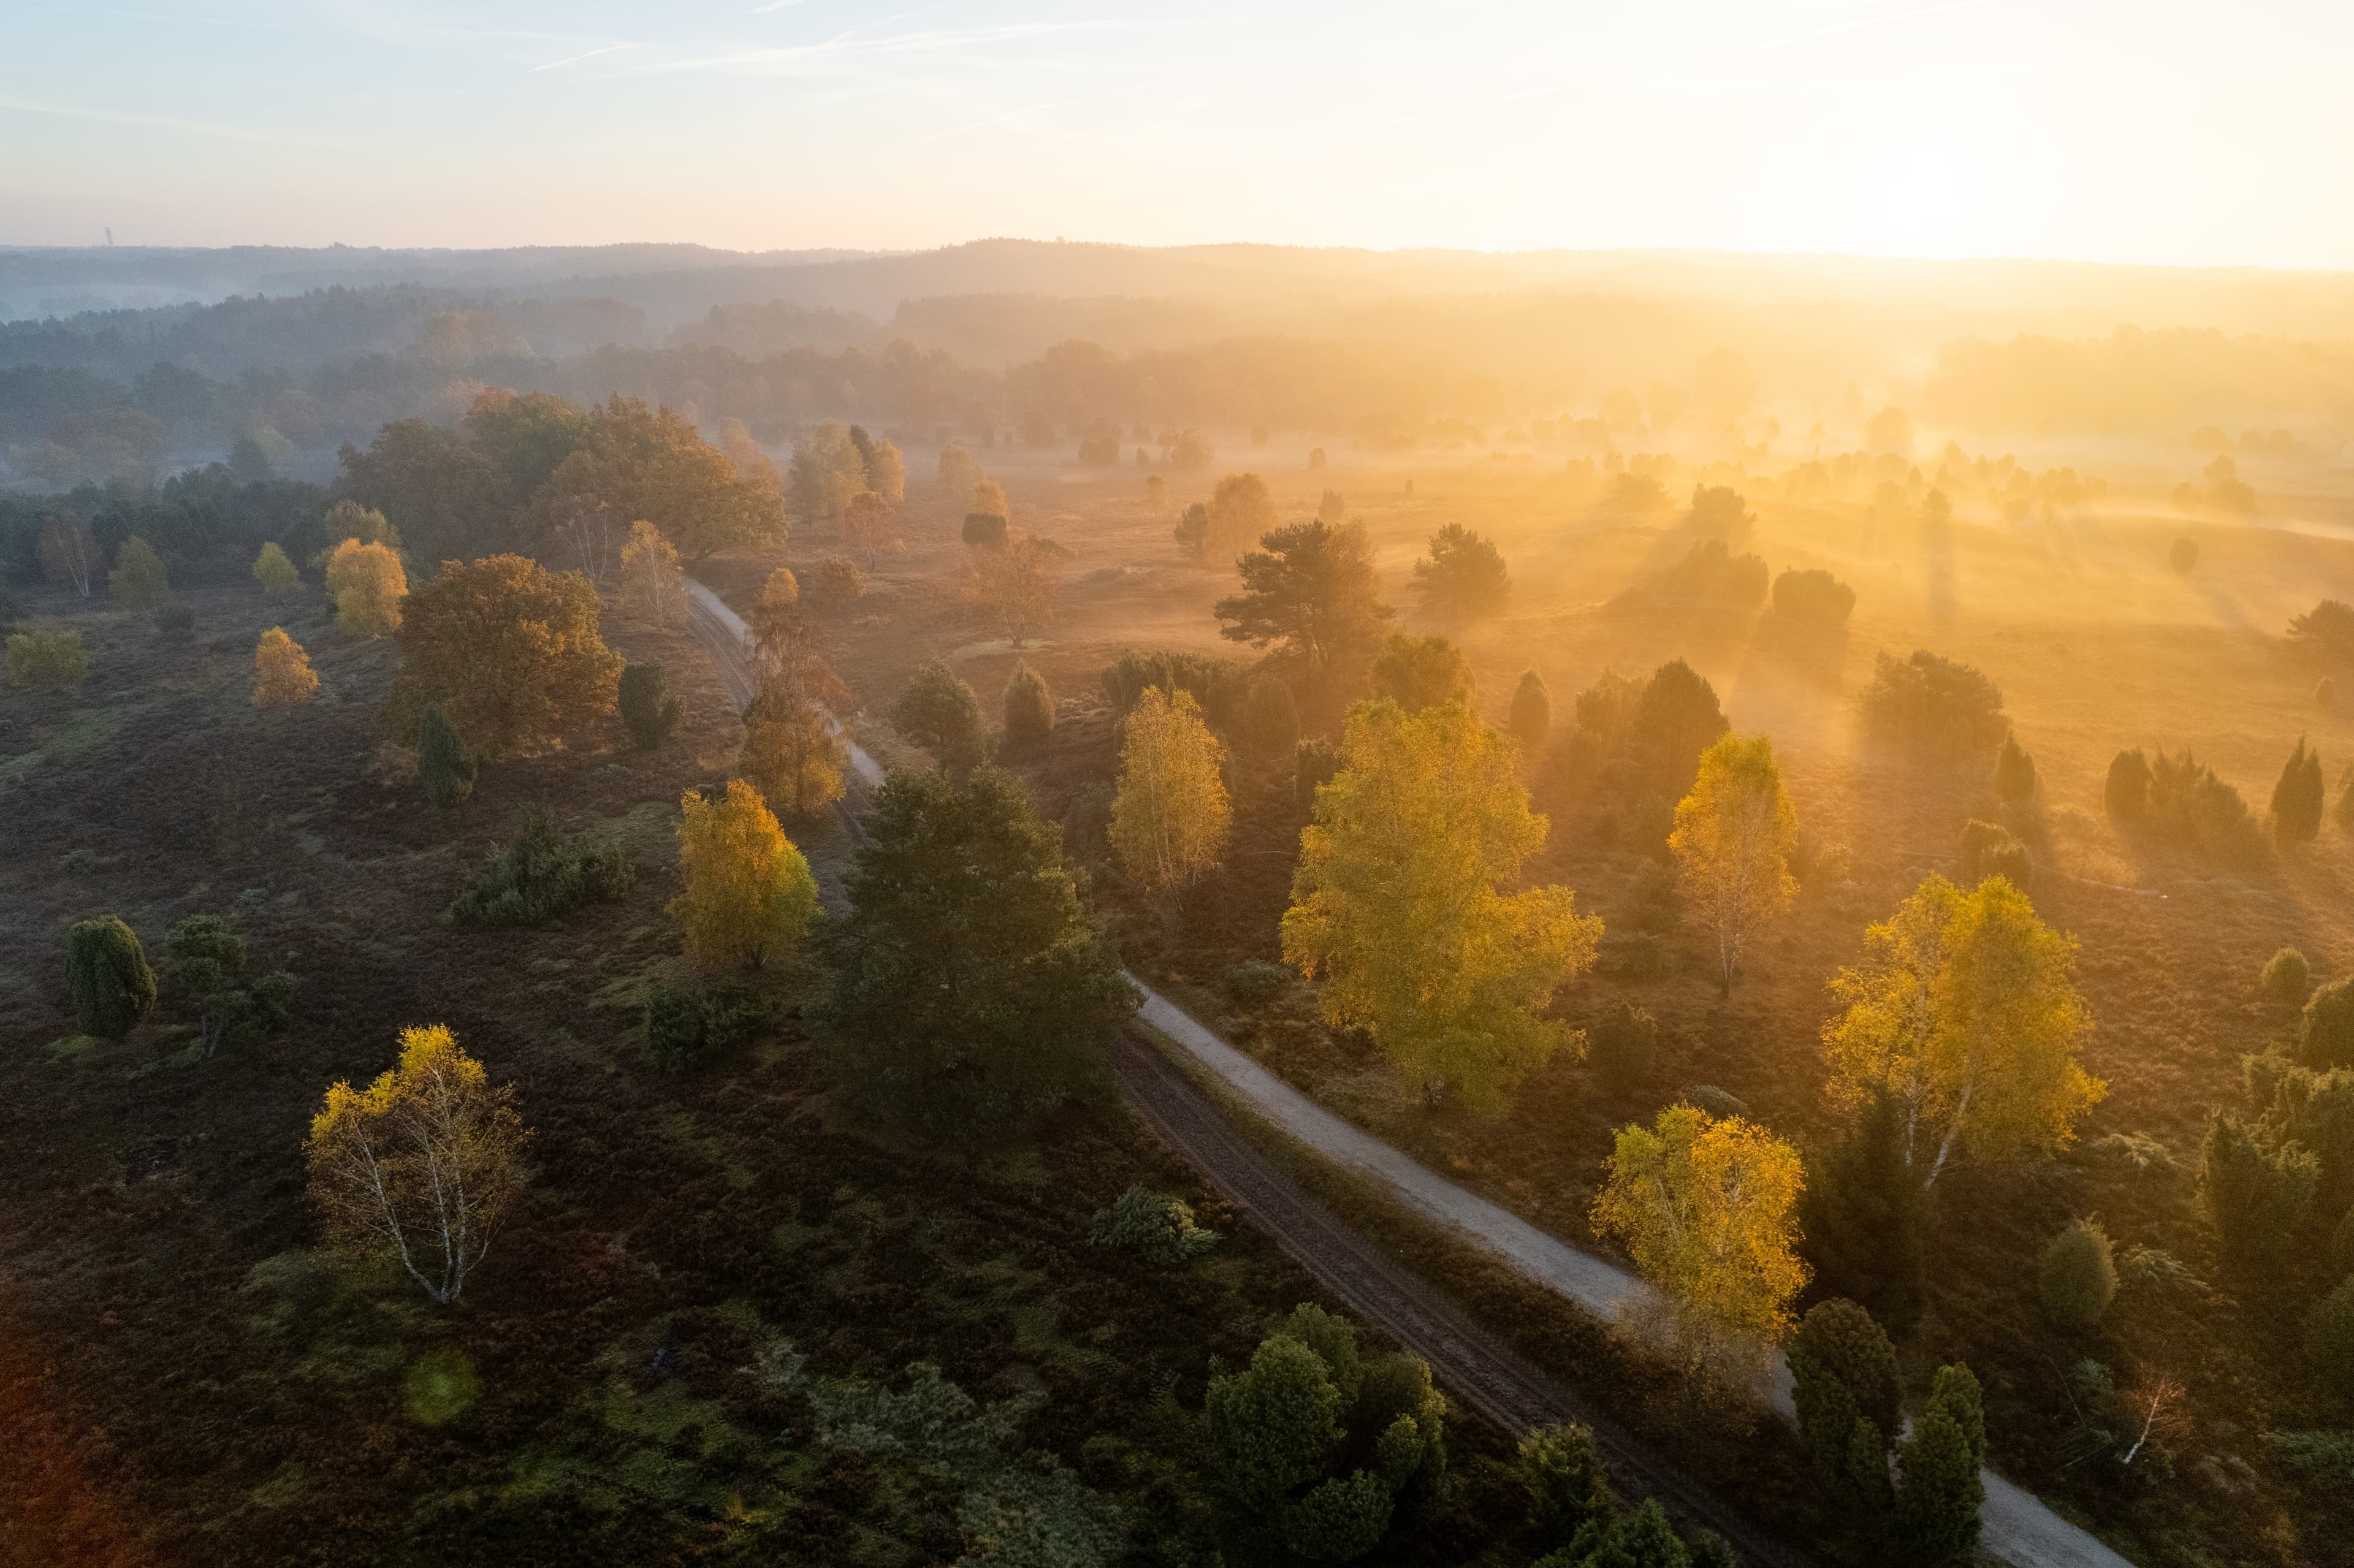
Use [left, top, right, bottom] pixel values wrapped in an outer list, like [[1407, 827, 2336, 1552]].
[[1518, 1423, 1615, 1536], [644, 982, 769, 1071], [1993, 732, 2037, 802], [2136, 748, 2271, 866], [1508, 669, 1550, 752], [1617, 538, 1767, 609], [416, 701, 478, 808], [1086, 1185, 1221, 1267], [1588, 1001, 1656, 1092], [962, 511, 1008, 549], [166, 914, 246, 1057], [154, 601, 194, 640], [2198, 1110, 2317, 1271], [2264, 946, 2311, 1003], [1001, 661, 1054, 751], [1621, 858, 1680, 934], [1100, 648, 1244, 720], [2039, 1217, 2117, 1331], [444, 804, 634, 929], [1226, 959, 1292, 1007], [1281, 1471, 1392, 1562], [1957, 818, 2032, 887], [892, 660, 989, 770], [1594, 931, 1667, 980], [1242, 675, 1300, 756], [2304, 975, 2354, 1069], [619, 661, 682, 750], [1799, 1092, 1929, 1330], [2305, 1277, 2354, 1401], [1862, 650, 2008, 755], [1772, 566, 1856, 623], [2106, 748, 2151, 820], [2334, 1206, 2354, 1276], [1895, 1406, 1982, 1562], [2274, 737, 2327, 846], [1791, 1299, 1902, 1485], [66, 916, 156, 1039], [1686, 1084, 1748, 1120]]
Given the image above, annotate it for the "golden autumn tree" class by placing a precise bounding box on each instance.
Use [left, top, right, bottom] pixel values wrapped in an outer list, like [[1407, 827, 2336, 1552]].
[[385, 554, 621, 756], [669, 779, 820, 969], [324, 538, 407, 637], [1109, 686, 1232, 913], [1282, 698, 1601, 1113], [742, 682, 848, 819], [1590, 1103, 1808, 1364], [1669, 733, 1799, 994], [303, 1024, 526, 1305], [618, 518, 684, 626], [251, 626, 319, 706], [1823, 873, 2103, 1189], [843, 489, 899, 566]]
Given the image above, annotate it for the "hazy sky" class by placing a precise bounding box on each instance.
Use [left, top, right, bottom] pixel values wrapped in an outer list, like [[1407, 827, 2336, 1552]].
[[6, 1, 2352, 267]]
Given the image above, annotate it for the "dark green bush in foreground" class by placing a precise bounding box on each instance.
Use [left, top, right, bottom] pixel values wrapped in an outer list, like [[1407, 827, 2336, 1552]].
[[644, 982, 769, 1071]]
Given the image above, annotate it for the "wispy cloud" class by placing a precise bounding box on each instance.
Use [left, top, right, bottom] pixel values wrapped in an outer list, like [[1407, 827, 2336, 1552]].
[[530, 41, 639, 74], [627, 20, 1117, 80], [1759, 0, 1990, 51], [0, 92, 340, 147]]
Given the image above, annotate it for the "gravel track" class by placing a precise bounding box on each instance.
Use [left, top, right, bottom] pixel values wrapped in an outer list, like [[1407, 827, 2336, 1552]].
[[682, 572, 2133, 1568]]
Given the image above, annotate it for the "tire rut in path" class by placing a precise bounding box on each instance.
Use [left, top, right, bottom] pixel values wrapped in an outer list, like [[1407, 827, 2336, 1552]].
[[1116, 1036, 1818, 1568]]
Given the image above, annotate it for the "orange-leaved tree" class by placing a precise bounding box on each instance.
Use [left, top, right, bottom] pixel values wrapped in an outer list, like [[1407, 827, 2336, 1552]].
[[1822, 873, 2102, 1190], [385, 554, 620, 756], [303, 1024, 526, 1306], [252, 626, 320, 706], [1282, 698, 1600, 1113], [325, 538, 407, 637], [1669, 733, 1799, 994], [669, 779, 820, 969]]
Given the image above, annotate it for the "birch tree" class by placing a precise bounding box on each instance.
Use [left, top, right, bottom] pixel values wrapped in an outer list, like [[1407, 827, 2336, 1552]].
[[1669, 734, 1799, 993], [1822, 873, 2103, 1190], [1108, 686, 1231, 913], [304, 1025, 526, 1305]]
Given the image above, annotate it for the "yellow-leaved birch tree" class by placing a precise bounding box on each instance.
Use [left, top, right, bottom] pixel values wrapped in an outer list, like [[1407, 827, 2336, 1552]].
[[1109, 686, 1231, 915], [1669, 733, 1799, 994], [1281, 698, 1601, 1113]]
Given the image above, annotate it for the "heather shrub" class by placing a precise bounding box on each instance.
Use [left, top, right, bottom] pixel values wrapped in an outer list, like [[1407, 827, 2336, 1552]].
[[1959, 818, 2033, 887], [66, 916, 157, 1039], [6, 627, 87, 687], [1225, 959, 1292, 1007], [2303, 975, 2354, 1069], [962, 511, 1009, 549]]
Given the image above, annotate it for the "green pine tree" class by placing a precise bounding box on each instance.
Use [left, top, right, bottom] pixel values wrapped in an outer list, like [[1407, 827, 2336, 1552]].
[[66, 916, 158, 1039]]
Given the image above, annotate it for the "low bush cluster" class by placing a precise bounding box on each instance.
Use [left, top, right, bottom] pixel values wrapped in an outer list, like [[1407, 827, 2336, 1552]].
[[444, 804, 634, 929], [1086, 1185, 1222, 1267], [1860, 649, 2009, 755], [2105, 746, 2271, 866], [1099, 648, 1245, 721], [642, 981, 769, 1071]]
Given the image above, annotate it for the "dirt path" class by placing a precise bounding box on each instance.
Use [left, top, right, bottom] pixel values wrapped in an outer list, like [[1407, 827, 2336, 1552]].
[[683, 573, 2134, 1568], [1117, 1037, 1815, 1566]]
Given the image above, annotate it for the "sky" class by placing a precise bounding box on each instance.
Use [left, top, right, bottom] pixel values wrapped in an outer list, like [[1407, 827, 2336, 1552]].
[[5, 0, 2352, 268]]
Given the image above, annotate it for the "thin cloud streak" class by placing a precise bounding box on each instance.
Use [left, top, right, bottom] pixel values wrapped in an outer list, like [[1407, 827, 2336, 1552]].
[[529, 42, 639, 74], [0, 93, 339, 147]]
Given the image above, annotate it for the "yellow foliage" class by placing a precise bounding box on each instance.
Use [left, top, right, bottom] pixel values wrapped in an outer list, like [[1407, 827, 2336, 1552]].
[[619, 519, 684, 626], [251, 626, 320, 706], [1282, 698, 1600, 1112], [1109, 687, 1232, 904], [325, 538, 407, 637], [1823, 873, 2104, 1184], [669, 779, 820, 969], [1591, 1104, 1809, 1353], [1669, 734, 1799, 991], [303, 1024, 525, 1304], [741, 689, 847, 820]]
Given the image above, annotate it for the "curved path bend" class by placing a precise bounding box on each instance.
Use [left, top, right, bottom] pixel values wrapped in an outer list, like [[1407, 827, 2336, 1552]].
[[682, 577, 2132, 1568]]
